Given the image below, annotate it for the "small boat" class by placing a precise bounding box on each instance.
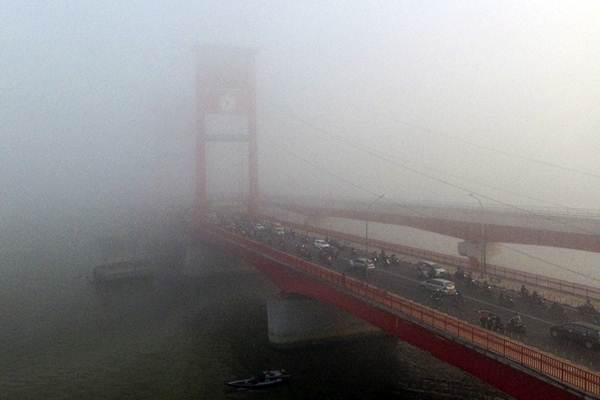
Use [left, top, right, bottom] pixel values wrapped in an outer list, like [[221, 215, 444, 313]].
[[92, 259, 153, 286], [225, 369, 291, 389]]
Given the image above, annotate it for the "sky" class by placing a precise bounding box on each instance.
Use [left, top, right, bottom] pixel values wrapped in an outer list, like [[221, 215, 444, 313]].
[[2, 1, 600, 245]]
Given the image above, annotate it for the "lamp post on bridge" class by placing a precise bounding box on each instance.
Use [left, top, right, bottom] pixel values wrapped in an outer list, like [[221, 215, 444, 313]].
[[365, 194, 385, 256], [469, 193, 486, 275]]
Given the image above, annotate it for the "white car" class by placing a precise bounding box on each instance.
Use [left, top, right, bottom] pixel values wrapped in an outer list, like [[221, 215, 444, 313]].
[[313, 239, 330, 249], [420, 278, 456, 295], [271, 223, 285, 236]]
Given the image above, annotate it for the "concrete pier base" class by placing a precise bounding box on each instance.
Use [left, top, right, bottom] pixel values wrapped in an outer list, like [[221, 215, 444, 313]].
[[267, 293, 382, 347]]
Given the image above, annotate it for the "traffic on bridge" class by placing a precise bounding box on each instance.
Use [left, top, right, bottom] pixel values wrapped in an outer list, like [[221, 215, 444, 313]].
[[8, 2, 600, 400], [198, 211, 600, 399]]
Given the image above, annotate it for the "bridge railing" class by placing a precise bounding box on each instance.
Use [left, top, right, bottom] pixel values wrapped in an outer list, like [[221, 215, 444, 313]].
[[202, 223, 600, 397], [258, 214, 600, 303]]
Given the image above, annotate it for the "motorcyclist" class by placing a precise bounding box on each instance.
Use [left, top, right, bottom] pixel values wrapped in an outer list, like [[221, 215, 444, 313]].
[[454, 267, 465, 280], [499, 291, 514, 307], [431, 290, 443, 302], [489, 314, 502, 331], [579, 298, 596, 314], [479, 312, 488, 328], [452, 290, 463, 306], [509, 314, 523, 327], [520, 285, 529, 298]]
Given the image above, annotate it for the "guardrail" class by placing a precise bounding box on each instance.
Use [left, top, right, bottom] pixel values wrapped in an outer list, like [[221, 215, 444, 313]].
[[202, 223, 600, 397], [258, 214, 600, 303]]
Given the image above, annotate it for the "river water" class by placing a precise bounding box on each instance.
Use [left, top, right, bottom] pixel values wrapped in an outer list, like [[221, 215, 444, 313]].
[[0, 238, 508, 400]]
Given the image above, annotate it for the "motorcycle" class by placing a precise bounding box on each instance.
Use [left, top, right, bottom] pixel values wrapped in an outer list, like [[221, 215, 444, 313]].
[[454, 268, 466, 281], [417, 266, 429, 280], [577, 300, 598, 317], [379, 256, 391, 268], [506, 318, 526, 335], [430, 290, 444, 304], [476, 280, 493, 298], [479, 311, 503, 332], [463, 274, 477, 290], [318, 250, 333, 266], [529, 291, 547, 309], [451, 290, 464, 307], [296, 244, 312, 260]]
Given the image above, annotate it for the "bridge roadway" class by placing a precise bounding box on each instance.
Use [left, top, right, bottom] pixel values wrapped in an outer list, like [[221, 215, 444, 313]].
[[257, 213, 600, 303], [273, 231, 600, 372], [202, 215, 600, 398], [216, 215, 600, 372]]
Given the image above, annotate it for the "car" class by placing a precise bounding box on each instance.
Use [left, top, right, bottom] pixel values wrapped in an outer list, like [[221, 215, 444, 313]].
[[313, 239, 330, 249], [420, 278, 457, 295], [254, 223, 266, 231], [549, 322, 600, 350], [416, 261, 449, 279], [271, 223, 285, 236], [348, 257, 375, 271]]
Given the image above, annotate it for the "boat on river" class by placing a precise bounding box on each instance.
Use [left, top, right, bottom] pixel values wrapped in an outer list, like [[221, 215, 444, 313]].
[[225, 369, 291, 389], [92, 259, 153, 285]]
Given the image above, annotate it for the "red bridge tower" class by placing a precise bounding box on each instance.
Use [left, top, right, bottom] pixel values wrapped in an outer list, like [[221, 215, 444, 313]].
[[195, 46, 258, 216]]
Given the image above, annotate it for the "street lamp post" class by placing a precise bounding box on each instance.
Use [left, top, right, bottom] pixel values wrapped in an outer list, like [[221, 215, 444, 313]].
[[365, 194, 385, 255], [469, 193, 486, 275]]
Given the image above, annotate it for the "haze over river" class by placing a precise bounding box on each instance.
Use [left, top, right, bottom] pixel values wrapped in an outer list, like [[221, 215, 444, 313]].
[[0, 229, 505, 399]]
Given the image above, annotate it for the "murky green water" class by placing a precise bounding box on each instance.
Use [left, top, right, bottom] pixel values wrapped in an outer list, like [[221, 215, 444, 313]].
[[0, 244, 506, 400]]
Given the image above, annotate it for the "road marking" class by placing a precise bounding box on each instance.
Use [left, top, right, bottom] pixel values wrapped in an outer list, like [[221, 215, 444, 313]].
[[377, 269, 554, 326], [286, 233, 554, 325]]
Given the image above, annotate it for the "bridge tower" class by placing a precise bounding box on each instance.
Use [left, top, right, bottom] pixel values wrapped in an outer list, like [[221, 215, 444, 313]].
[[195, 46, 258, 216]]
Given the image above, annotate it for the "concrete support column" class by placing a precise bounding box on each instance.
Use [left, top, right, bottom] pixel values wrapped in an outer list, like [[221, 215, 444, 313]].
[[458, 240, 498, 273], [267, 293, 381, 347]]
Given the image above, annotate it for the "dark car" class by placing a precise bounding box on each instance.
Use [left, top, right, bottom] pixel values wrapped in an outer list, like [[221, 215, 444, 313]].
[[416, 261, 450, 280], [549, 322, 600, 350], [348, 258, 375, 272]]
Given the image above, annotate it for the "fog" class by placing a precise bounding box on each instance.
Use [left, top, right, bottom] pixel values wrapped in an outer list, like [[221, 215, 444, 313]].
[[6, 3, 600, 399], [3, 1, 600, 247]]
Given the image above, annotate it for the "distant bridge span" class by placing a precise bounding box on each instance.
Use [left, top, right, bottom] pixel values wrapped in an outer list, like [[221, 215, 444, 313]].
[[266, 201, 600, 254], [196, 220, 599, 400], [193, 46, 600, 399]]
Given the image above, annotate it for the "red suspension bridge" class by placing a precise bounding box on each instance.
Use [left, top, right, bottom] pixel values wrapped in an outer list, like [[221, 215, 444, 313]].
[[192, 46, 600, 400]]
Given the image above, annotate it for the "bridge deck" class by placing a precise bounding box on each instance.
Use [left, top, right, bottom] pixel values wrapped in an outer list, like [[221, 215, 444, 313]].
[[198, 220, 600, 399], [258, 213, 600, 304]]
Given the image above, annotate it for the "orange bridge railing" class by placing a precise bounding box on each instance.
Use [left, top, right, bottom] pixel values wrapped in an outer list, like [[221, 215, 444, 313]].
[[258, 214, 600, 303], [203, 223, 600, 397]]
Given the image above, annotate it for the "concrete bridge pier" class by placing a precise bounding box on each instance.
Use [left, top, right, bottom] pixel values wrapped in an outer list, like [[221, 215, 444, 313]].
[[267, 293, 382, 347], [458, 240, 499, 273]]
